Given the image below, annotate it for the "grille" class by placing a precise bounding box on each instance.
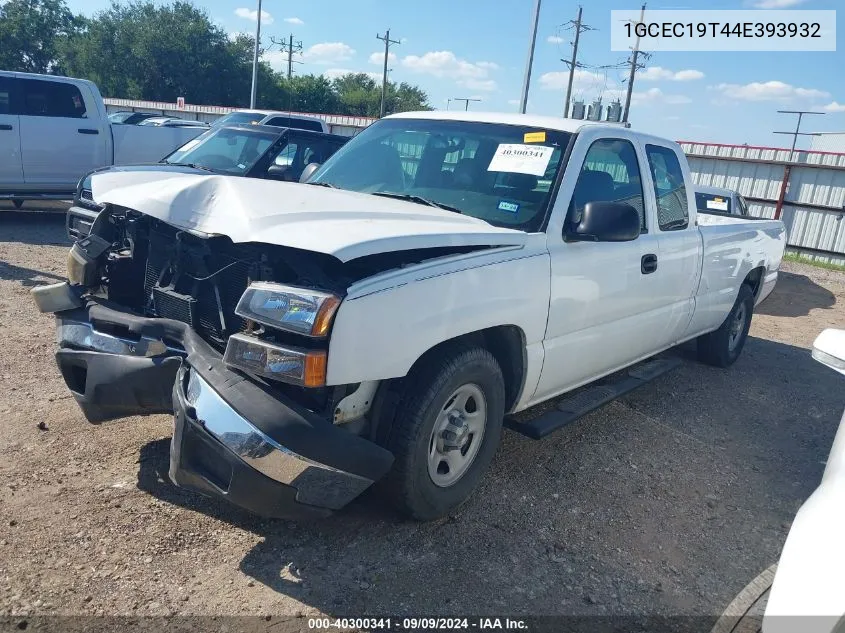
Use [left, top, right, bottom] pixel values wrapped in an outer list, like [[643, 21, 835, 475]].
[[80, 188, 94, 202], [143, 225, 254, 351]]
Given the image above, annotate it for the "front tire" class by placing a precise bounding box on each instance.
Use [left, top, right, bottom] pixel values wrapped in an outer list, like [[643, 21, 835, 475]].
[[380, 345, 505, 521], [698, 284, 755, 368]]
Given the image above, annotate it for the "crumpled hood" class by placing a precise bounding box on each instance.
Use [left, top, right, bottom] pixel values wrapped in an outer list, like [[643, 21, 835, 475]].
[[90, 171, 527, 262]]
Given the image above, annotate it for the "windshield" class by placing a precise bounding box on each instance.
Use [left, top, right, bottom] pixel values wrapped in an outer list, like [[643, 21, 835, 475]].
[[310, 118, 572, 232], [108, 112, 132, 123], [213, 112, 266, 128], [163, 127, 277, 174], [696, 191, 732, 214]]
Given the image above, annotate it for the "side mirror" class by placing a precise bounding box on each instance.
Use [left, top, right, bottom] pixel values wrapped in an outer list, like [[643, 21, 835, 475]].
[[812, 329, 845, 376], [568, 201, 640, 242], [266, 165, 293, 181], [300, 162, 321, 183]]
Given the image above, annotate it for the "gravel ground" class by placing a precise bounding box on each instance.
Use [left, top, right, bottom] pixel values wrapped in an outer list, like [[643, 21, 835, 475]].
[[1, 212, 844, 628]]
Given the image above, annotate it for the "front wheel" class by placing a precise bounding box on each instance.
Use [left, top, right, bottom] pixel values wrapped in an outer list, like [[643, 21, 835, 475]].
[[698, 284, 755, 368], [380, 346, 505, 521]]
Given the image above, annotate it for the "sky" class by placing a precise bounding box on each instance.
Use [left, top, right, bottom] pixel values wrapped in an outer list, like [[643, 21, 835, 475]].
[[64, 0, 845, 148]]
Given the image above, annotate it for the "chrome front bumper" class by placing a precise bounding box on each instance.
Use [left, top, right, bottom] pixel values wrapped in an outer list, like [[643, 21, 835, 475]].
[[51, 302, 394, 518], [179, 367, 373, 510]]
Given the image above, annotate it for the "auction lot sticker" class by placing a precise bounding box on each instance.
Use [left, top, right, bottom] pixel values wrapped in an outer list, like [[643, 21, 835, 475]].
[[488, 144, 554, 176], [610, 9, 836, 51]]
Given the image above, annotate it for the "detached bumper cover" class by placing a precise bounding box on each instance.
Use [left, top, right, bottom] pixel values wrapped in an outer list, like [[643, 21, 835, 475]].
[[53, 298, 394, 517]]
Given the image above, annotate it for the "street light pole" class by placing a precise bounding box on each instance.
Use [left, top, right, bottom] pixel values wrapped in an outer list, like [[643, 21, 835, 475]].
[[249, 0, 263, 109]]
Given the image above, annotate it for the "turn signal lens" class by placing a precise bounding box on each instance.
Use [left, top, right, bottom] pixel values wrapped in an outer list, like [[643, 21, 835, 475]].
[[223, 333, 327, 387]]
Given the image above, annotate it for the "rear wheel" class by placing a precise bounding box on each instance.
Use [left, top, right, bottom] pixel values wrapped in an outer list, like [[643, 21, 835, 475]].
[[380, 345, 505, 521], [698, 284, 755, 368]]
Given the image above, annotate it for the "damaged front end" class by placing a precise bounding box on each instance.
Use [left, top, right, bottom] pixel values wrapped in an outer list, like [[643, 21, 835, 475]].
[[33, 206, 394, 519]]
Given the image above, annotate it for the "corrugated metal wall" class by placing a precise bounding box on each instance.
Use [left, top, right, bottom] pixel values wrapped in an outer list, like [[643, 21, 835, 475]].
[[681, 141, 845, 265]]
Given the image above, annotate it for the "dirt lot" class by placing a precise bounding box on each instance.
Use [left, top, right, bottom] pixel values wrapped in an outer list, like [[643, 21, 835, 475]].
[[1, 211, 844, 628]]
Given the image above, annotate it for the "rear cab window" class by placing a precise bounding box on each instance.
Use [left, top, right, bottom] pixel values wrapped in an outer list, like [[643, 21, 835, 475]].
[[645, 144, 689, 231], [695, 192, 732, 215]]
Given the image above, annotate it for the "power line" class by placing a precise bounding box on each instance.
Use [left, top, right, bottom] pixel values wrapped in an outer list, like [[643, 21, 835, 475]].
[[561, 6, 595, 118], [270, 34, 303, 80], [622, 3, 647, 123], [452, 98, 481, 111], [376, 29, 401, 118], [774, 110, 825, 159]]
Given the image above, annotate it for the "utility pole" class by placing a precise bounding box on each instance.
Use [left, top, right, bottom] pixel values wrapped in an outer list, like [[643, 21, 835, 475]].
[[563, 7, 583, 118], [453, 98, 481, 111], [622, 3, 646, 124], [376, 29, 400, 118], [774, 110, 824, 160], [519, 0, 542, 114], [272, 34, 304, 79], [249, 0, 262, 108]]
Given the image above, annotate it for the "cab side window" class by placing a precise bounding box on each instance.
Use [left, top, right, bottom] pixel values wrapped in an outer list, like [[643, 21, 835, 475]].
[[645, 144, 689, 231], [570, 138, 646, 232], [20, 79, 88, 119]]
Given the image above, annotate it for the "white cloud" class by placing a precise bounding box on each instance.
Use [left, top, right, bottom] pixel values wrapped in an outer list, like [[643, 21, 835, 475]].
[[711, 80, 830, 101], [822, 101, 845, 112], [460, 78, 497, 92], [227, 31, 248, 42], [234, 7, 273, 25], [302, 42, 356, 65], [284, 17, 304, 25], [368, 51, 397, 66], [400, 51, 499, 91], [639, 66, 704, 82], [752, 0, 807, 8], [602, 87, 692, 106], [322, 68, 382, 82], [539, 69, 606, 91], [547, 35, 564, 44]]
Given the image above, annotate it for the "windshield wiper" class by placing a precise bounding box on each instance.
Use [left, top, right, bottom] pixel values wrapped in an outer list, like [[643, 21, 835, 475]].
[[371, 192, 462, 214], [307, 181, 337, 188], [165, 162, 219, 173]]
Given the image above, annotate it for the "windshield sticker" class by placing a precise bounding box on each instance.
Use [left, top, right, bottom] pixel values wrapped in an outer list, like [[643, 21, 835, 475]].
[[523, 131, 546, 143], [706, 197, 729, 211], [498, 200, 520, 213], [488, 144, 554, 176]]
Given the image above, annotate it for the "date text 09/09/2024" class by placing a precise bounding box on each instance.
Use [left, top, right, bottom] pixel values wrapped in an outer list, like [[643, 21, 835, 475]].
[[307, 618, 529, 630]]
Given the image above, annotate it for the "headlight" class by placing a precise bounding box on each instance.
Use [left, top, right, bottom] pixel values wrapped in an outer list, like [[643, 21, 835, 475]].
[[223, 333, 327, 387], [235, 282, 341, 337]]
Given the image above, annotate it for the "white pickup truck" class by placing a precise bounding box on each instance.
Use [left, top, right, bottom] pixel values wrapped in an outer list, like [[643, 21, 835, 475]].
[[32, 111, 786, 521], [0, 71, 205, 207]]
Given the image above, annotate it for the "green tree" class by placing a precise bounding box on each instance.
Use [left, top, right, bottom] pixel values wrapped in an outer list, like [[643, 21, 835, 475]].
[[284, 75, 339, 114], [62, 1, 253, 105], [0, 0, 78, 74]]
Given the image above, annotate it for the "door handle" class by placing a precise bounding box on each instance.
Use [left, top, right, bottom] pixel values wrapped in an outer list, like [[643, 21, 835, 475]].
[[78, 128, 99, 135], [0, 124, 12, 131], [641, 253, 658, 274]]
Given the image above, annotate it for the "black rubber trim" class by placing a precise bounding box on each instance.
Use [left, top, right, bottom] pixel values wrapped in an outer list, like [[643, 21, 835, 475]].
[[169, 372, 331, 520], [56, 349, 180, 423], [58, 300, 394, 482]]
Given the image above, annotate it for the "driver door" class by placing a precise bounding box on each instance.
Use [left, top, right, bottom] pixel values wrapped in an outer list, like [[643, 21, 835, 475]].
[[532, 130, 666, 403]]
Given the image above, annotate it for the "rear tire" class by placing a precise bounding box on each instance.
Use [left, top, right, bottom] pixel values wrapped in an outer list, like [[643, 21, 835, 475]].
[[698, 284, 755, 368], [379, 345, 505, 521]]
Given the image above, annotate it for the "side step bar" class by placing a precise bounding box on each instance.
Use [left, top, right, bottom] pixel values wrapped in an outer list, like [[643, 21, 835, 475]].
[[505, 357, 683, 440]]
